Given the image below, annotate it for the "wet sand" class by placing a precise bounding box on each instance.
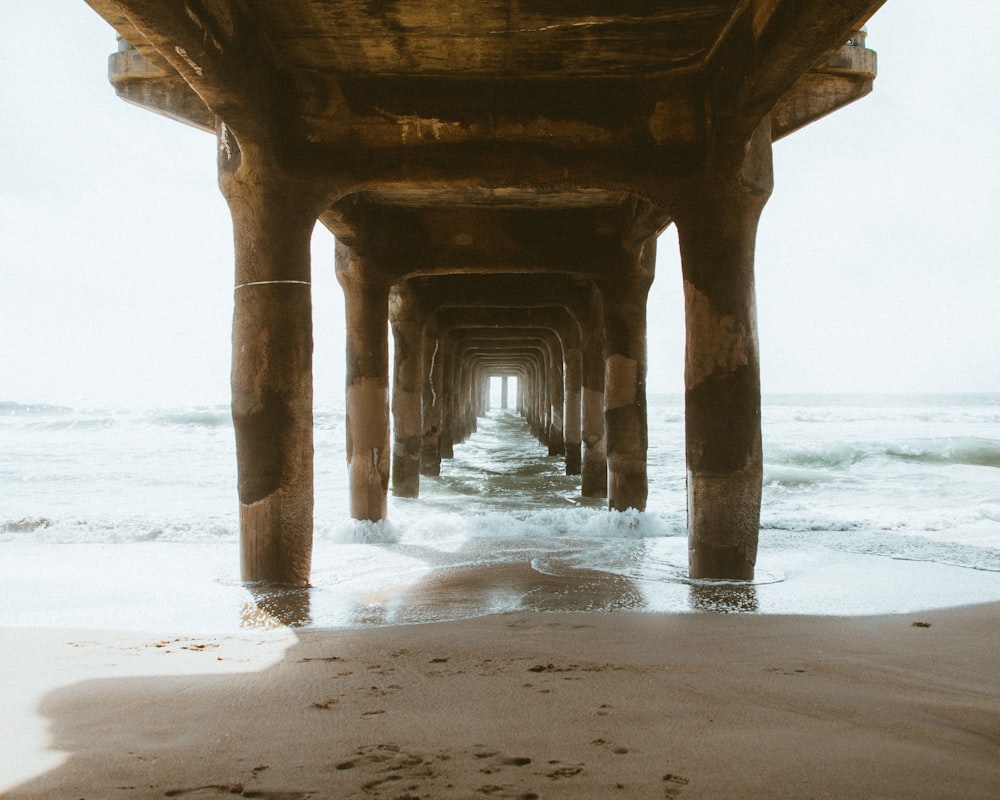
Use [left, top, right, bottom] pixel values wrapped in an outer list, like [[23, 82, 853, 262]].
[[3, 603, 998, 799]]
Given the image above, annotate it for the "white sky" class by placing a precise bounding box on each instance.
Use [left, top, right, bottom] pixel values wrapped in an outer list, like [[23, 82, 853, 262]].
[[2, 1, 998, 408]]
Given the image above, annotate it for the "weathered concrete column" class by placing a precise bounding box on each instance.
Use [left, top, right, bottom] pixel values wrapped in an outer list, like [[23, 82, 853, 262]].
[[420, 318, 443, 476], [602, 244, 654, 512], [336, 243, 390, 521], [578, 285, 607, 497], [547, 338, 566, 457], [221, 141, 317, 586], [389, 283, 423, 498], [563, 341, 583, 475], [481, 374, 491, 414], [675, 124, 773, 580], [535, 349, 551, 448], [439, 333, 457, 459], [454, 350, 473, 443], [500, 376, 509, 409]]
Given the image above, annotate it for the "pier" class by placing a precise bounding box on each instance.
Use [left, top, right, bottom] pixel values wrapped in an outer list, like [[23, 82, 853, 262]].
[[83, 0, 886, 585]]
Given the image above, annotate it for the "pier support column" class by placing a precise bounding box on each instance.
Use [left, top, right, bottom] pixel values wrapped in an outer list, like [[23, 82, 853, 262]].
[[676, 124, 773, 579], [222, 142, 317, 586], [439, 334, 457, 459], [500, 376, 509, 409], [602, 245, 653, 512], [580, 286, 607, 498], [389, 284, 423, 498], [564, 343, 582, 475], [337, 244, 390, 521], [420, 321, 443, 476], [547, 339, 566, 457]]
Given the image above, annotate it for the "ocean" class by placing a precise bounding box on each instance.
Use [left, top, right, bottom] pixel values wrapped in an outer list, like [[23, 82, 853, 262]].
[[2, 394, 999, 632]]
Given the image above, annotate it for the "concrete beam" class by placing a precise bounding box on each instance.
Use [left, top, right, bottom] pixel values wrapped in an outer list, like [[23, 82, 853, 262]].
[[708, 0, 886, 161]]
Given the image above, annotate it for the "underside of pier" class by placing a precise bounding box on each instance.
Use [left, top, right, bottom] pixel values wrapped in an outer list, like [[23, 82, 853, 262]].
[[84, 0, 886, 585]]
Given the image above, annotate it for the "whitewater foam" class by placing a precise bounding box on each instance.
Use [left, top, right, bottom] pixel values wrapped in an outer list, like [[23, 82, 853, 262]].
[[2, 393, 999, 627]]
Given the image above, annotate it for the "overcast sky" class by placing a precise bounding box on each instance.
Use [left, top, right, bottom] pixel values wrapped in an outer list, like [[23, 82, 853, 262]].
[[2, 1, 998, 408]]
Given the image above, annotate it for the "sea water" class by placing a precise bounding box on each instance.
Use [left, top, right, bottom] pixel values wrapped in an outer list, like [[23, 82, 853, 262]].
[[1, 394, 999, 631]]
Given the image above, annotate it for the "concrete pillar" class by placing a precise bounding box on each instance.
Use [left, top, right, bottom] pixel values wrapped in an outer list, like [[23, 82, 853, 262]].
[[602, 243, 654, 512], [534, 349, 551, 448], [439, 334, 456, 459], [337, 243, 390, 521], [389, 284, 423, 498], [563, 343, 583, 475], [528, 359, 543, 440], [523, 351, 547, 446], [501, 376, 509, 409], [547, 339, 566, 457], [420, 322, 443, 476], [579, 286, 607, 498], [675, 124, 772, 580], [221, 142, 316, 586], [455, 352, 473, 442]]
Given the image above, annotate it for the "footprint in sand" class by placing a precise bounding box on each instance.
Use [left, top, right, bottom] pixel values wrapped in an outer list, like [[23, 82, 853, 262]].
[[477, 753, 532, 774], [663, 772, 690, 798], [476, 786, 540, 798], [546, 764, 584, 780], [165, 786, 310, 799], [590, 738, 630, 755], [337, 742, 437, 791]]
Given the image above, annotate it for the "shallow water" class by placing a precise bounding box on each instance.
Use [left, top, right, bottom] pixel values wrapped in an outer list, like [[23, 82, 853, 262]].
[[1, 395, 999, 631]]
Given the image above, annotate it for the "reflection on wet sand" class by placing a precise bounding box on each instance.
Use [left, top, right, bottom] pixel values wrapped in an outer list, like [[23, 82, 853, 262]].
[[377, 559, 647, 621], [240, 557, 652, 630], [243, 585, 313, 628], [687, 581, 760, 613], [240, 544, 767, 630]]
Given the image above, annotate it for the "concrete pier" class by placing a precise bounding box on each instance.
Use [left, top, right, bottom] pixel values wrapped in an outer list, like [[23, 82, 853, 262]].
[[336, 244, 391, 522], [602, 243, 655, 512], [389, 284, 423, 498], [676, 123, 773, 579], [85, 0, 886, 583], [220, 143, 318, 586]]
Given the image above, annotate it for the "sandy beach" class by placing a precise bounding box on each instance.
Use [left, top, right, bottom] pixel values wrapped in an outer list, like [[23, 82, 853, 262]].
[[2, 602, 998, 799]]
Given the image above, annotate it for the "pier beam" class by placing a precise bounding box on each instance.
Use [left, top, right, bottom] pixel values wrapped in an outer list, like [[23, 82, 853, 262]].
[[676, 124, 773, 580], [389, 284, 423, 498], [221, 141, 317, 586], [602, 245, 654, 512], [337, 244, 390, 522]]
